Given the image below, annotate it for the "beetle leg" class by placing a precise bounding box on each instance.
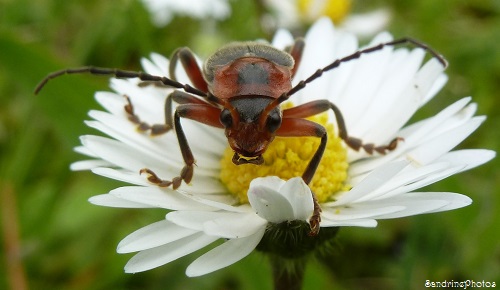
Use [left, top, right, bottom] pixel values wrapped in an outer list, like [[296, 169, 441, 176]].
[[123, 95, 152, 132], [283, 100, 402, 154], [169, 47, 209, 93], [123, 95, 171, 135], [124, 90, 210, 136], [286, 38, 305, 78], [140, 103, 223, 189], [276, 118, 328, 236]]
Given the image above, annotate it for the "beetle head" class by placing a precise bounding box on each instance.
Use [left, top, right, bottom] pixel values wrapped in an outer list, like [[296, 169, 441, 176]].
[[220, 97, 282, 165]]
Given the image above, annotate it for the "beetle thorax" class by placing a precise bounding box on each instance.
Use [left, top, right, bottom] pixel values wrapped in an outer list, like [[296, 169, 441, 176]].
[[211, 57, 292, 99]]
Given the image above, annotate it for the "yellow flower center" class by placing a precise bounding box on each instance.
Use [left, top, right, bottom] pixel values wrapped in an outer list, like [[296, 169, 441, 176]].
[[220, 106, 348, 204], [298, 0, 351, 24]]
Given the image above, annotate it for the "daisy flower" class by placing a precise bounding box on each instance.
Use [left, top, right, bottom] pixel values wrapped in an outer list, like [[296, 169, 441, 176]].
[[262, 0, 391, 38], [70, 18, 494, 277], [140, 0, 231, 27]]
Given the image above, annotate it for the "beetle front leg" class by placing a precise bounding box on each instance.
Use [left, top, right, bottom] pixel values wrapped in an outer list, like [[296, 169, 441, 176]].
[[277, 118, 328, 236], [140, 103, 223, 189], [140, 110, 195, 189], [286, 38, 305, 78], [169, 47, 209, 93], [283, 100, 402, 154]]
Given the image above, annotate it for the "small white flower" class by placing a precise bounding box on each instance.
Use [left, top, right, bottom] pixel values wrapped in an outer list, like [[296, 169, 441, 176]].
[[140, 0, 231, 27], [73, 18, 494, 276]]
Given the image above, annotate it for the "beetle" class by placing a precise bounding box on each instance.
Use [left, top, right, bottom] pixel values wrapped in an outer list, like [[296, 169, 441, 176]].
[[35, 37, 447, 235]]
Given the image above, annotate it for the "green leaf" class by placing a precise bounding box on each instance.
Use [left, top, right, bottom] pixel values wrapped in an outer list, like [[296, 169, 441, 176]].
[[0, 31, 108, 146]]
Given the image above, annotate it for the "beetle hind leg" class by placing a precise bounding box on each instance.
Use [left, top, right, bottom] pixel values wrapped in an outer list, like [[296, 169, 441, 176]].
[[308, 192, 322, 236], [123, 95, 172, 136]]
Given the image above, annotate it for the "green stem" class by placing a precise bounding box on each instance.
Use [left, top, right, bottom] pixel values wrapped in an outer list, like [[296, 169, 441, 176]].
[[257, 221, 339, 290], [271, 257, 306, 290]]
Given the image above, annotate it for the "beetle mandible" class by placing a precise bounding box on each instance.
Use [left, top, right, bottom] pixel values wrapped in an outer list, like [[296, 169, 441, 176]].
[[35, 37, 447, 235]]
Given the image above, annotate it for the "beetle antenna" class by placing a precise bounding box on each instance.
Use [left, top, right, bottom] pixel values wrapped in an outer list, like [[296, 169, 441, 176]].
[[282, 37, 448, 102], [34, 66, 207, 97]]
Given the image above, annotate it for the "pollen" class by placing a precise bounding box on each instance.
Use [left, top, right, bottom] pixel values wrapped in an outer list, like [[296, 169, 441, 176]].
[[219, 107, 348, 204]]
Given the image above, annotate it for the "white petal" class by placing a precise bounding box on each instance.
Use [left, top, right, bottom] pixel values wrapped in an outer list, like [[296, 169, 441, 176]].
[[117, 220, 198, 253], [320, 218, 377, 227], [406, 116, 485, 165], [271, 28, 294, 49], [348, 97, 474, 176], [327, 160, 408, 206], [373, 165, 464, 200], [359, 162, 459, 201], [175, 190, 244, 212], [74, 145, 97, 157], [203, 212, 266, 238], [361, 58, 446, 144], [280, 177, 314, 221], [357, 192, 472, 219], [351, 48, 425, 135], [372, 201, 447, 219], [322, 32, 358, 104], [124, 233, 218, 273], [296, 17, 337, 103], [322, 205, 405, 221], [149, 53, 170, 76], [337, 32, 394, 129], [399, 97, 472, 145], [91, 167, 150, 186], [355, 201, 447, 219], [89, 194, 154, 208], [423, 73, 448, 105], [110, 186, 216, 211], [140, 56, 164, 76], [407, 102, 478, 148], [186, 227, 265, 277], [94, 91, 127, 115], [80, 135, 163, 173], [436, 149, 496, 172], [248, 183, 294, 223], [249, 176, 286, 193], [367, 150, 493, 199], [166, 211, 228, 231], [341, 9, 391, 37], [109, 79, 166, 122], [70, 160, 113, 171], [88, 115, 222, 179], [424, 192, 473, 213], [86, 112, 185, 168], [167, 210, 262, 237]]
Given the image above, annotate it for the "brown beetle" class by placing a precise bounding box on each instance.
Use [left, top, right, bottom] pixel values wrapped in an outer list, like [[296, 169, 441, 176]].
[[35, 37, 447, 235]]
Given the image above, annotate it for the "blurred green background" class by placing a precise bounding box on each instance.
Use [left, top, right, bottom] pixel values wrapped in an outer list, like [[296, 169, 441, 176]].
[[0, 0, 498, 289]]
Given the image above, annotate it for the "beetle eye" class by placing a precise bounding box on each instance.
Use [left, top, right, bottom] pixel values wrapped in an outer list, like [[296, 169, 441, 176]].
[[220, 109, 233, 128], [266, 110, 282, 133]]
